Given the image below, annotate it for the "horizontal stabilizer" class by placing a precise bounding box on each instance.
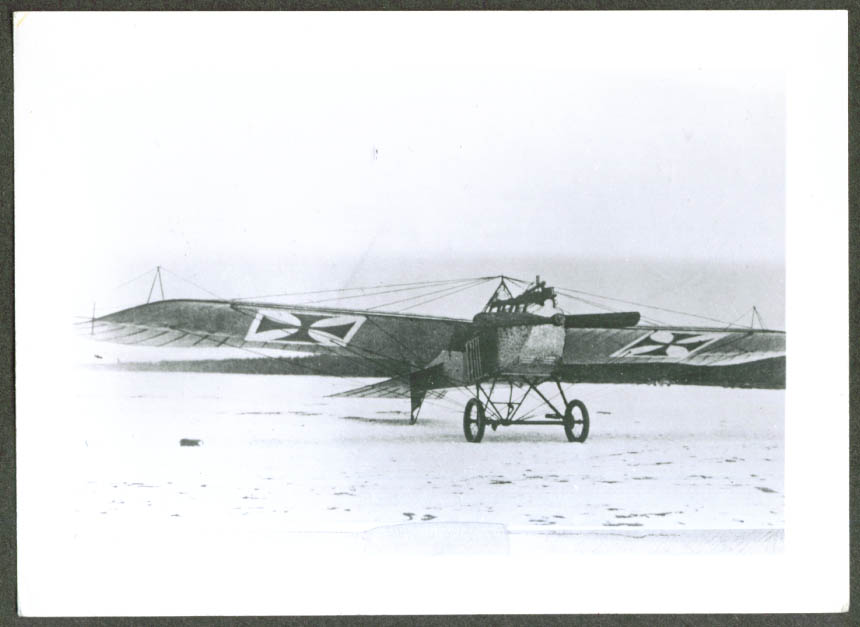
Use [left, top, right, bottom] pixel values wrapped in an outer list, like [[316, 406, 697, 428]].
[[329, 364, 450, 400], [330, 376, 411, 399]]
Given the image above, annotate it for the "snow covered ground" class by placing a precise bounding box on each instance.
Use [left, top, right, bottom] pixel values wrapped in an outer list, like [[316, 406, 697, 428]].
[[21, 370, 783, 535], [17, 368, 784, 614]]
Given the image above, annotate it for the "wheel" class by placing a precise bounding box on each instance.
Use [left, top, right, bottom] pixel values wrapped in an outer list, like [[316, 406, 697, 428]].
[[563, 399, 590, 443], [463, 398, 486, 443]]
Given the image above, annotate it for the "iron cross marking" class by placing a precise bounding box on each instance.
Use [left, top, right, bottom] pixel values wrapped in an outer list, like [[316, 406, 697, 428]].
[[248, 311, 364, 345]]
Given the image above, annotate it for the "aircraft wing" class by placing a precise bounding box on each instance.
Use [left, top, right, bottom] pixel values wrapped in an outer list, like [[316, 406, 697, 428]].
[[80, 299, 471, 374], [83, 299, 785, 389], [557, 326, 786, 388]]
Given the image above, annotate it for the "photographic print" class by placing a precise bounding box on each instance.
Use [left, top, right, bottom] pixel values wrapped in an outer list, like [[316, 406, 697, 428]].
[[14, 10, 847, 616]]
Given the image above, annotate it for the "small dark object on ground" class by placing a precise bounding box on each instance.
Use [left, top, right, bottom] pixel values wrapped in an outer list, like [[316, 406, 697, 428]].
[[180, 439, 202, 447]]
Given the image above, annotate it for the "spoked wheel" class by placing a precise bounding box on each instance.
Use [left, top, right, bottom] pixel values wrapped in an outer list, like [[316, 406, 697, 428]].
[[463, 398, 486, 443], [563, 399, 590, 443]]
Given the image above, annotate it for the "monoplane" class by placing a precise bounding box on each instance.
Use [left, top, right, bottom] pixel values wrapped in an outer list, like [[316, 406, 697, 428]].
[[81, 273, 785, 443]]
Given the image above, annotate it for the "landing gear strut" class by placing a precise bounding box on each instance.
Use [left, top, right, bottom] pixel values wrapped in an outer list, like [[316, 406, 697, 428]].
[[460, 377, 590, 444]]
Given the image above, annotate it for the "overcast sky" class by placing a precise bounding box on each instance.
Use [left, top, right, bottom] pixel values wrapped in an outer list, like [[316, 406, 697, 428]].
[[16, 12, 787, 325]]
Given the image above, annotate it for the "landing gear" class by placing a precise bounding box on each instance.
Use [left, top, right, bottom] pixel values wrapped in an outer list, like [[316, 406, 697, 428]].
[[460, 377, 592, 443], [463, 398, 486, 443], [563, 399, 590, 443]]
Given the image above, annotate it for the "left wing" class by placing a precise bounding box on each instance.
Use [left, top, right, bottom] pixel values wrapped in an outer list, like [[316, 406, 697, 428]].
[[81, 299, 471, 375]]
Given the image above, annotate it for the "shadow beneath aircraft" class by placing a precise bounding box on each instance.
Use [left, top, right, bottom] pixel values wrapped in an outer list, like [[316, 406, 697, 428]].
[[339, 415, 446, 426]]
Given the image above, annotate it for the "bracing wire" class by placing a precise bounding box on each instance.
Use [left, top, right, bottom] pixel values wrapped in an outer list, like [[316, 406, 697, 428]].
[[398, 279, 494, 312], [555, 286, 742, 328], [232, 276, 499, 302], [366, 277, 490, 311], [296, 277, 484, 307], [156, 269, 500, 318], [159, 267, 231, 302], [106, 267, 504, 312], [369, 277, 492, 311], [555, 290, 666, 326], [101, 269, 753, 330], [721, 307, 756, 331], [110, 267, 160, 291]]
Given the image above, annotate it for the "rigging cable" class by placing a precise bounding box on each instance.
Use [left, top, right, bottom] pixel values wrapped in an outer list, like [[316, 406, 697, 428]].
[[368, 277, 492, 311], [399, 279, 495, 312], [555, 286, 744, 328], [721, 307, 758, 331], [110, 267, 160, 291], [296, 277, 484, 307], [555, 290, 666, 326], [232, 276, 500, 302], [159, 267, 232, 302]]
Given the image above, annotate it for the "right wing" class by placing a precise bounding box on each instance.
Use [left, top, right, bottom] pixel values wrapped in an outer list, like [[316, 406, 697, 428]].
[[558, 325, 786, 388]]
